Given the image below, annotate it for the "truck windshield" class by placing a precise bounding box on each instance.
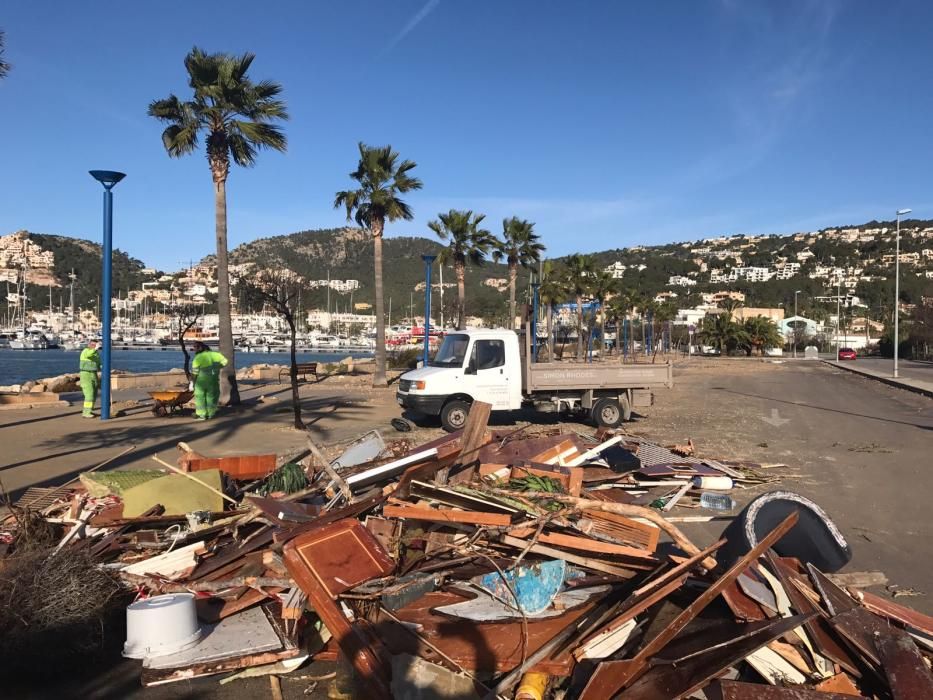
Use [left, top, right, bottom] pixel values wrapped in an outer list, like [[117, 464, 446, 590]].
[[430, 334, 470, 367]]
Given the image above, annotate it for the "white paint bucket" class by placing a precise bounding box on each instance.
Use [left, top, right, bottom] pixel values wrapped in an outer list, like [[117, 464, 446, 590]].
[[692, 475, 733, 490], [123, 593, 202, 659]]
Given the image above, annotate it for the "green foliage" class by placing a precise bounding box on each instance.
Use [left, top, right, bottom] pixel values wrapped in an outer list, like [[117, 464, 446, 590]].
[[334, 143, 422, 232], [492, 217, 544, 270], [429, 210, 495, 269], [257, 462, 307, 496], [148, 47, 288, 176], [698, 312, 748, 355], [741, 315, 783, 355], [0, 29, 10, 80], [24, 233, 146, 310]]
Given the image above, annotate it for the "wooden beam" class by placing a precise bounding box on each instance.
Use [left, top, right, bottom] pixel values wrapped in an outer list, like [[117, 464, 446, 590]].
[[384, 505, 512, 527], [507, 526, 654, 559]]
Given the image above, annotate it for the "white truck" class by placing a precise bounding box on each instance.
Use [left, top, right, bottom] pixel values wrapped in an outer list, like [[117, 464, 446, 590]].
[[396, 328, 673, 432]]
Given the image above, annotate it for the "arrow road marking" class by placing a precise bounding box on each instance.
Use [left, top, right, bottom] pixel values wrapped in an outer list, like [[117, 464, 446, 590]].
[[760, 408, 790, 427]]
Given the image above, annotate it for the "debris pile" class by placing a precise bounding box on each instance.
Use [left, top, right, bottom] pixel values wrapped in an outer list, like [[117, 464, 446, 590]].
[[2, 401, 931, 698]]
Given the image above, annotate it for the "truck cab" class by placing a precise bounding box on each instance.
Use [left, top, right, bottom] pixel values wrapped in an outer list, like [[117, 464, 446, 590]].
[[396, 330, 523, 431]]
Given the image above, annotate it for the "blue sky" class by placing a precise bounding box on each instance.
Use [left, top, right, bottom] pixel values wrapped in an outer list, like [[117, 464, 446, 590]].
[[1, 1, 930, 270]]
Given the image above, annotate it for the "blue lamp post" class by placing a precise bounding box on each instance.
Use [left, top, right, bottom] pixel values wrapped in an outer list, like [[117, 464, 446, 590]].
[[89, 170, 126, 420], [421, 255, 436, 367]]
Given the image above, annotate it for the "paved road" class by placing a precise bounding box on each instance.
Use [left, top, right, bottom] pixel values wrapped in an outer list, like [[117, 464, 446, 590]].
[[635, 358, 933, 612], [844, 356, 933, 384]]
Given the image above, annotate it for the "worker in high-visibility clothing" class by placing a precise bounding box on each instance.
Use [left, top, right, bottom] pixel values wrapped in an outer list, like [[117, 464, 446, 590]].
[[190, 341, 228, 420], [78, 339, 102, 418]]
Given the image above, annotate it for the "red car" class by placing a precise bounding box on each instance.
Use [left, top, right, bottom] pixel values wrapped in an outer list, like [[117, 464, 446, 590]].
[[837, 348, 857, 361]]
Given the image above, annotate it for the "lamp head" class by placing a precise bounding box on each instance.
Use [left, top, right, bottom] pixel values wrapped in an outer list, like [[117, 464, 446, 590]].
[[421, 254, 437, 264], [896, 208, 912, 216], [89, 170, 126, 190]]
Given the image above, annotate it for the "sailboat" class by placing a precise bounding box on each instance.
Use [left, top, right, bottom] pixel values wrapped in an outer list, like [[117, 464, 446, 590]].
[[8, 257, 48, 350]]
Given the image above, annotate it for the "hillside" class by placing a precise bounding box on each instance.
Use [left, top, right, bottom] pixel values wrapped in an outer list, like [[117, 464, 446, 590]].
[[3, 232, 147, 314], [3, 216, 931, 327], [229, 227, 515, 321]]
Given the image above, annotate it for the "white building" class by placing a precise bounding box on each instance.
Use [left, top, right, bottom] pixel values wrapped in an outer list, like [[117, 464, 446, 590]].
[[774, 263, 801, 280], [734, 266, 774, 282], [668, 275, 697, 287], [604, 262, 627, 279]]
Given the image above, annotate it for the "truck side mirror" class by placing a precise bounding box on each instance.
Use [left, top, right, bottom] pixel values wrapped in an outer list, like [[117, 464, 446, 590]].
[[465, 359, 477, 375]]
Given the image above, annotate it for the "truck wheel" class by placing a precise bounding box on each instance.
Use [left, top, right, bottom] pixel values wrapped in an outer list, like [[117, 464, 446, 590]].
[[592, 398, 622, 428], [441, 399, 471, 432]]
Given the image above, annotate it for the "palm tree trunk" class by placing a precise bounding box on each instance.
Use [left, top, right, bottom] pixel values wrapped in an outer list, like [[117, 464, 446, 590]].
[[213, 177, 239, 405], [508, 263, 517, 330], [372, 218, 387, 387], [576, 294, 584, 359], [287, 314, 303, 429], [456, 262, 466, 331]]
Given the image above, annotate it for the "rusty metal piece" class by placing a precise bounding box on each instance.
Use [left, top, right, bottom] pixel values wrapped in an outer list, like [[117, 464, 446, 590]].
[[579, 510, 800, 699], [874, 626, 933, 700], [719, 679, 865, 699]]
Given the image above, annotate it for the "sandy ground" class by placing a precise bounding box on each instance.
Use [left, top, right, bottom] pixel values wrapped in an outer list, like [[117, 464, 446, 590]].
[[2, 357, 932, 698]]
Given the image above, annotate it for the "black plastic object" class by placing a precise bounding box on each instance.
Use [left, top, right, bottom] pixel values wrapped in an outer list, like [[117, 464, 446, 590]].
[[391, 417, 414, 432], [719, 491, 851, 573]]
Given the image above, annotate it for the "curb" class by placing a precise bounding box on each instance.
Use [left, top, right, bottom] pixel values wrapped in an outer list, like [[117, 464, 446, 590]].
[[821, 360, 933, 399]]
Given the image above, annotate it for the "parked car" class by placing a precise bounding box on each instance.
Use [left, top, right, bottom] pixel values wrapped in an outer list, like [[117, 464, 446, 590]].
[[837, 347, 857, 361]]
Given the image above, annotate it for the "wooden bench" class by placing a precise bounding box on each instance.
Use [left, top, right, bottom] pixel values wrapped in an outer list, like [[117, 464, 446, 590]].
[[279, 362, 318, 383]]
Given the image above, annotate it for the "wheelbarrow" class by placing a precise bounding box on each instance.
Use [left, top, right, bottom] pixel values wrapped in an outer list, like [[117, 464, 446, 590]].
[[149, 389, 195, 417]]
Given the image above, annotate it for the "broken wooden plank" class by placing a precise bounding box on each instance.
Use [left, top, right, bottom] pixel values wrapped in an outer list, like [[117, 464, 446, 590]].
[[826, 571, 888, 589], [874, 626, 933, 700], [607, 614, 815, 700], [498, 535, 643, 578], [579, 511, 799, 699], [849, 588, 933, 637], [383, 504, 512, 527], [508, 526, 655, 559], [582, 511, 660, 552]]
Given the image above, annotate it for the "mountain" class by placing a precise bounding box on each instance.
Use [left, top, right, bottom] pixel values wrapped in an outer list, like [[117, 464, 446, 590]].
[[5, 216, 932, 326], [4, 232, 147, 315], [228, 227, 516, 321]]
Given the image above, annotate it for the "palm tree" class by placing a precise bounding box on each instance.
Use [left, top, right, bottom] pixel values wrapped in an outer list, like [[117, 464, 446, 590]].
[[538, 260, 566, 360], [562, 253, 597, 358], [742, 315, 783, 356], [0, 30, 11, 80], [149, 47, 287, 405], [334, 143, 422, 387], [492, 218, 544, 329], [699, 312, 748, 355], [429, 210, 494, 330], [589, 270, 616, 357], [606, 288, 635, 356]]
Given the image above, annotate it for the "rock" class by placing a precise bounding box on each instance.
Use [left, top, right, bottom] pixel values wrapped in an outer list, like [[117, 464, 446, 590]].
[[0, 384, 22, 394], [42, 373, 80, 393], [29, 384, 46, 393], [20, 380, 35, 394]]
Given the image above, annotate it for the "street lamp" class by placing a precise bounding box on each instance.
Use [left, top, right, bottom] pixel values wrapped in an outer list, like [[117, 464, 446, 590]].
[[793, 290, 801, 359], [89, 170, 126, 420], [421, 255, 436, 368], [531, 282, 540, 361], [894, 208, 911, 378]]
